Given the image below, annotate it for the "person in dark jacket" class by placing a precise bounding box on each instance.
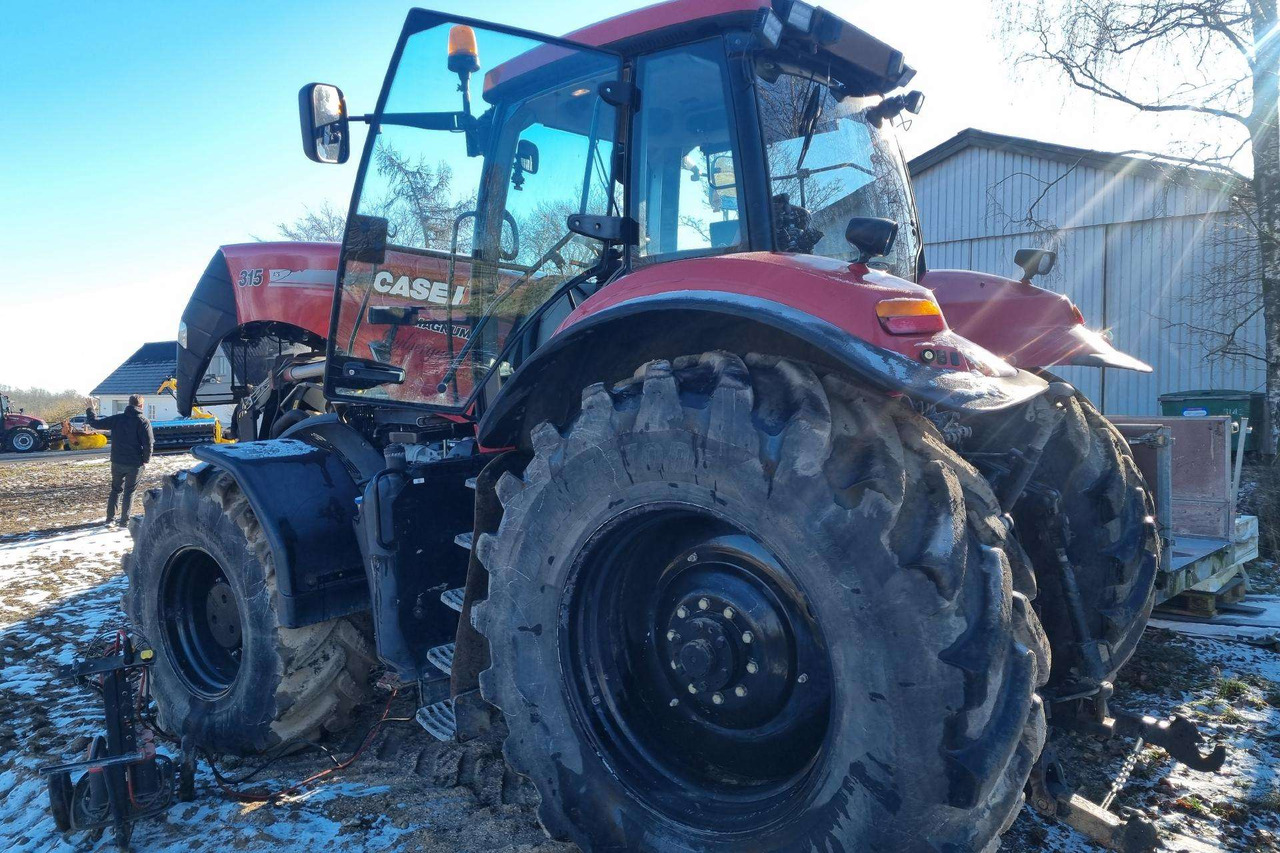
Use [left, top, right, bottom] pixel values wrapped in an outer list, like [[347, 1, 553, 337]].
[[86, 394, 155, 527]]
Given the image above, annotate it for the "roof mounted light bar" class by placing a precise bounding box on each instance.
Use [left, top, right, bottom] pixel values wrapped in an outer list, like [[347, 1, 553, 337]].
[[770, 0, 916, 94]]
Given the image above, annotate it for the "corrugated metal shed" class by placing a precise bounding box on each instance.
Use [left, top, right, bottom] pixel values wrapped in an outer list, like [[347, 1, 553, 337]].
[[909, 128, 1258, 415]]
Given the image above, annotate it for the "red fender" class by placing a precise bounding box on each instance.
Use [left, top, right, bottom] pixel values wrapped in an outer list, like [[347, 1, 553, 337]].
[[921, 269, 1152, 373]]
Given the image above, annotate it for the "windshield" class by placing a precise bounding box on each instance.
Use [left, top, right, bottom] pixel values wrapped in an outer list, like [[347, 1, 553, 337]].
[[332, 20, 621, 408], [756, 71, 920, 279]]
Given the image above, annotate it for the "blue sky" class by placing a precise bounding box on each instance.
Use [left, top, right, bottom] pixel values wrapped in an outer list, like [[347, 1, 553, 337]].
[[1, 0, 1197, 393]]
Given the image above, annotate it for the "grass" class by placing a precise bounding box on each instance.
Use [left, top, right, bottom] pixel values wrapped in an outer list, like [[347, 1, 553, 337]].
[[1249, 790, 1280, 815], [1217, 678, 1250, 701]]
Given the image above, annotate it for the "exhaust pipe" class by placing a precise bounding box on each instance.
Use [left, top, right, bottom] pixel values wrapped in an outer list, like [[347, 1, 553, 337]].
[[280, 360, 326, 383]]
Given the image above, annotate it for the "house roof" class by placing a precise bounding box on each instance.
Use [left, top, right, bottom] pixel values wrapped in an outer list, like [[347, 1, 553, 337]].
[[907, 128, 1233, 190], [91, 341, 176, 397]]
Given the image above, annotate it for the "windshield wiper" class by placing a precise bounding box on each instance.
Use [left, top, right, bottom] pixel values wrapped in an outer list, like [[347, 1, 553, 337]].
[[794, 83, 824, 174]]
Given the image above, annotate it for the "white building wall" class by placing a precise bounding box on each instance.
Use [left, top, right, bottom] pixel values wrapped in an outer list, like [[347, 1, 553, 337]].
[[914, 145, 1258, 415], [96, 394, 234, 425]]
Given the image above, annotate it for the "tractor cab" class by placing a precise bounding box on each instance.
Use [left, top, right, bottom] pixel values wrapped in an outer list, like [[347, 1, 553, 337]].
[[299, 1, 930, 422]]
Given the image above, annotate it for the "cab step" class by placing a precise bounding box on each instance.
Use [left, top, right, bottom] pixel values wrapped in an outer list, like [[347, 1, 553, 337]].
[[427, 642, 455, 676], [454, 531, 473, 551], [440, 587, 465, 613], [415, 699, 456, 742]]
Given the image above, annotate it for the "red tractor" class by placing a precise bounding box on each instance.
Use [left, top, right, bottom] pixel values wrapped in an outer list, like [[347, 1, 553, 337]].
[[130, 3, 1172, 849], [1, 392, 54, 453]]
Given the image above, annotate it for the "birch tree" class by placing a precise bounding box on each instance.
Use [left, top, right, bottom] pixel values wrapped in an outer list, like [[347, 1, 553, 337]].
[[997, 0, 1279, 445]]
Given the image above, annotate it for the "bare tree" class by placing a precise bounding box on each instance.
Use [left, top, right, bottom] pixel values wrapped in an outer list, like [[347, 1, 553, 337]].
[[1, 384, 86, 423], [270, 201, 348, 242], [996, 0, 1278, 444]]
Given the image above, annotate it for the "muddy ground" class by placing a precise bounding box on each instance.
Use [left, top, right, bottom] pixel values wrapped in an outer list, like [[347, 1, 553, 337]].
[[2, 452, 1279, 851]]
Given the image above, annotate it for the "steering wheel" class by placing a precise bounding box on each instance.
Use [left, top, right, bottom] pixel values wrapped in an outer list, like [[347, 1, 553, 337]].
[[501, 210, 520, 262]]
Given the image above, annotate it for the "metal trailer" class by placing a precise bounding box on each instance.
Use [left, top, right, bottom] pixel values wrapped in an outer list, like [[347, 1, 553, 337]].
[[1112, 415, 1259, 615]]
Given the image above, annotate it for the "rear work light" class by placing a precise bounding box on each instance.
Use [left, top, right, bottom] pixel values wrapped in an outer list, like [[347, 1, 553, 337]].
[[875, 298, 946, 335]]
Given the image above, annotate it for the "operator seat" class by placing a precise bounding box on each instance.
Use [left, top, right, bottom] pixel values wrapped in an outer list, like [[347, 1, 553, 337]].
[[772, 193, 823, 254]]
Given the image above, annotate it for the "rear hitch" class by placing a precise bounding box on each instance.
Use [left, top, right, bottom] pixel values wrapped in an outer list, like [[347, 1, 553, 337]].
[[1055, 684, 1227, 773], [1033, 684, 1227, 852], [1028, 748, 1159, 853], [1027, 484, 1112, 686]]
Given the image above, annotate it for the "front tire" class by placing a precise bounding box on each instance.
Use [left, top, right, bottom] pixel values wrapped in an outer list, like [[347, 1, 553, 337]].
[[474, 353, 1048, 852], [125, 465, 374, 755]]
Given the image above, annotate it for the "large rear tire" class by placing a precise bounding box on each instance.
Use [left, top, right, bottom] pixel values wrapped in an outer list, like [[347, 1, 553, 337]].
[[1022, 387, 1158, 689], [474, 353, 1049, 852], [5, 427, 39, 453], [125, 465, 374, 755]]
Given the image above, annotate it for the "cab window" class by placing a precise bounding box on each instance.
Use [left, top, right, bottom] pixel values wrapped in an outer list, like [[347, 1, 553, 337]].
[[632, 39, 742, 259]]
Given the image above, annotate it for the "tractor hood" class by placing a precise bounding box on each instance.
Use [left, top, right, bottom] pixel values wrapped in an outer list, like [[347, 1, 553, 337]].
[[175, 243, 335, 416], [4, 411, 45, 429], [921, 269, 1153, 373]]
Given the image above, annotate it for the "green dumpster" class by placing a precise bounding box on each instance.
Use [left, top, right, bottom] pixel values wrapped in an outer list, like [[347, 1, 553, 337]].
[[1158, 389, 1267, 454]]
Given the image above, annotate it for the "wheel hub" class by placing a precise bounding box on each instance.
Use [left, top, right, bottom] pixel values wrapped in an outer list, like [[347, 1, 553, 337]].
[[660, 557, 798, 726], [565, 510, 832, 829], [205, 580, 242, 650], [159, 548, 243, 698]]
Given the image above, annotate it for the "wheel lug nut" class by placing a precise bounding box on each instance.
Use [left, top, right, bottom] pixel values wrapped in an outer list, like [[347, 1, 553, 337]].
[[666, 630, 677, 641], [698, 597, 709, 610], [670, 660, 678, 670], [687, 683, 698, 694], [670, 698, 679, 707], [686, 553, 697, 562], [723, 606, 735, 619], [711, 692, 724, 705], [742, 631, 754, 644], [746, 660, 758, 674], [734, 685, 747, 698], [676, 606, 688, 618], [797, 673, 809, 684]]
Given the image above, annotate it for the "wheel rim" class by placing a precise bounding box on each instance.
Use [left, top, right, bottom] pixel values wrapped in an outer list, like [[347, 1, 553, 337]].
[[13, 431, 34, 451], [563, 506, 833, 831], [160, 548, 243, 698]]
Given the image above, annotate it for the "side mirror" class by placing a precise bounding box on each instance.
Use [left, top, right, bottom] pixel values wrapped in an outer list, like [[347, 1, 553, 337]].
[[299, 83, 349, 164], [512, 139, 539, 190], [845, 216, 898, 264], [516, 139, 539, 175], [1014, 248, 1057, 280], [708, 153, 738, 212]]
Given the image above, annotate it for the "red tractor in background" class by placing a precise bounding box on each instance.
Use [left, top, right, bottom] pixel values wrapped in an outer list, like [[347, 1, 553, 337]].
[[1, 392, 55, 453], [128, 2, 1185, 849]]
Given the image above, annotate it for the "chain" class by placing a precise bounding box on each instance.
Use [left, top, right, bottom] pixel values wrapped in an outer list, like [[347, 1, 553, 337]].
[[1101, 736, 1144, 811]]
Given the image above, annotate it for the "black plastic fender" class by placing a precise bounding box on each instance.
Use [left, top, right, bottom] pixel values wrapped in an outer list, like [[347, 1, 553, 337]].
[[191, 434, 373, 628], [478, 291, 1049, 448]]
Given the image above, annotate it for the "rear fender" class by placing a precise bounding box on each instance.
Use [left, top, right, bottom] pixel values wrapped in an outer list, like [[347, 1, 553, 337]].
[[191, 422, 381, 627], [478, 292, 1048, 448], [922, 269, 1152, 372]]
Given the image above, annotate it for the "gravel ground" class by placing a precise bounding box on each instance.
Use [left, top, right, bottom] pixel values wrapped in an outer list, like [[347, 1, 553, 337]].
[[2, 453, 1280, 851]]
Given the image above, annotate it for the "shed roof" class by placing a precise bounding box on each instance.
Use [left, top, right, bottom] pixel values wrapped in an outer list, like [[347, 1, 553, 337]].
[[908, 128, 1232, 191], [91, 341, 176, 397]]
